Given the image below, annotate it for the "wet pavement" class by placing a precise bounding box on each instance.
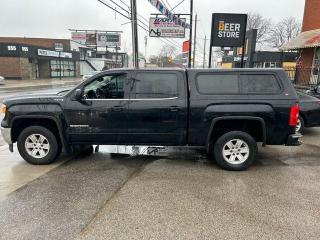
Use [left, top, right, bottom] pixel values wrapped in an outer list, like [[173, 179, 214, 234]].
[[0, 129, 320, 240]]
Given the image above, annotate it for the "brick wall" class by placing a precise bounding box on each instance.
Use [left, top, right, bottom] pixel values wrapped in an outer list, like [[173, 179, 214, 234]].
[[0, 57, 21, 79], [0, 37, 70, 51], [302, 0, 320, 32], [20, 58, 34, 79]]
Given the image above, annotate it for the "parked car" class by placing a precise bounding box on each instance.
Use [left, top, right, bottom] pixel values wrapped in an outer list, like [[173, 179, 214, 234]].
[[306, 84, 320, 99], [296, 91, 320, 133], [1, 68, 301, 171], [82, 71, 101, 80], [0, 76, 5, 85]]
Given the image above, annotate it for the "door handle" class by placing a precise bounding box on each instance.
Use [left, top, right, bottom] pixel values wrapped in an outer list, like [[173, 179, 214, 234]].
[[169, 106, 180, 112], [111, 106, 124, 112]]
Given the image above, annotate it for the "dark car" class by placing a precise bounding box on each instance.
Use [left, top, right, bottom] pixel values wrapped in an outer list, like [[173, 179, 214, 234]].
[[297, 91, 320, 133], [306, 84, 320, 99], [1, 68, 301, 171]]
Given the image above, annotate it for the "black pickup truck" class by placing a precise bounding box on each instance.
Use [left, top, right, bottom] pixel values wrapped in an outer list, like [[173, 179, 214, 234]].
[[1, 68, 301, 170]]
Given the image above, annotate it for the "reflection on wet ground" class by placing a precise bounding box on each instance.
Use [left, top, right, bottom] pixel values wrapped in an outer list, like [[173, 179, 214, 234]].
[[0, 131, 320, 239]]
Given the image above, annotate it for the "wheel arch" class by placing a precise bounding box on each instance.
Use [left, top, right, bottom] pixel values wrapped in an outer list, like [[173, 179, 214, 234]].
[[206, 116, 267, 153], [11, 115, 70, 153]]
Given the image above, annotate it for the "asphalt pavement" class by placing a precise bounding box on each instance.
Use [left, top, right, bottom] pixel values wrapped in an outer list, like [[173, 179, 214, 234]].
[[0, 130, 320, 240]]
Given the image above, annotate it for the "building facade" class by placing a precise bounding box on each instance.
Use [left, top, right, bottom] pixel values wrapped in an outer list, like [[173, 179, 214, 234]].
[[0, 37, 80, 79], [281, 0, 320, 85]]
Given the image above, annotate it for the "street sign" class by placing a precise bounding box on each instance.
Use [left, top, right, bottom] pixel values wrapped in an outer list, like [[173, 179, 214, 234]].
[[210, 13, 247, 47], [149, 17, 186, 38]]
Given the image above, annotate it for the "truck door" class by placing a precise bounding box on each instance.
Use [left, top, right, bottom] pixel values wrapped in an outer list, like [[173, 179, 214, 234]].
[[65, 71, 132, 144], [126, 70, 188, 145]]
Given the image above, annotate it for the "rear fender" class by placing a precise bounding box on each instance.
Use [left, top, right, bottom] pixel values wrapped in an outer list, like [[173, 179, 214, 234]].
[[206, 116, 267, 152]]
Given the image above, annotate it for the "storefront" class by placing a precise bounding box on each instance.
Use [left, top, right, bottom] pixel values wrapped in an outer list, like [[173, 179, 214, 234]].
[[0, 41, 80, 79]]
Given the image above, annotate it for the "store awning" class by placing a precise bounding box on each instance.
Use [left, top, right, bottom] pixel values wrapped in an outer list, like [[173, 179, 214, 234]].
[[280, 29, 320, 51]]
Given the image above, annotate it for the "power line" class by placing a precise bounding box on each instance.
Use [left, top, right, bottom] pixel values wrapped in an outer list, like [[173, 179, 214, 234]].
[[171, 0, 186, 11], [98, 0, 182, 53]]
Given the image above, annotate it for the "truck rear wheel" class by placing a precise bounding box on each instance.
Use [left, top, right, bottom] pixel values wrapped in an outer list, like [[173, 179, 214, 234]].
[[213, 131, 257, 171], [17, 126, 60, 165]]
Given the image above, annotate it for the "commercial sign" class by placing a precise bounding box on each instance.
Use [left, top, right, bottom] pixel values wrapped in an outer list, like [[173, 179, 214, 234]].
[[38, 49, 72, 58], [146, 0, 189, 28], [149, 17, 186, 38], [86, 33, 97, 45], [181, 40, 190, 66], [182, 40, 190, 53], [54, 43, 64, 52], [210, 13, 247, 47], [97, 33, 121, 47], [71, 32, 86, 45]]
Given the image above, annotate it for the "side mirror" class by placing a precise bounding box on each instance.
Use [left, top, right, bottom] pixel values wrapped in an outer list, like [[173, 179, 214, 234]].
[[74, 89, 83, 101], [316, 86, 320, 94]]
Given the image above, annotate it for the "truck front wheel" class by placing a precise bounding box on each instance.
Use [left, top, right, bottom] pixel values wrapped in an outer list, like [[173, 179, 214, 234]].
[[213, 131, 257, 171], [17, 126, 60, 165]]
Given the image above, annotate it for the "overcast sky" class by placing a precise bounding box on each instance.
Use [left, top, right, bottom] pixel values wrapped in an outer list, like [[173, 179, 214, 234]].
[[0, 0, 305, 61]]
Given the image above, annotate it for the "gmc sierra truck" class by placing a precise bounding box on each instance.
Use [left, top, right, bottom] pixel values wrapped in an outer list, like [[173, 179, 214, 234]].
[[1, 68, 301, 170]]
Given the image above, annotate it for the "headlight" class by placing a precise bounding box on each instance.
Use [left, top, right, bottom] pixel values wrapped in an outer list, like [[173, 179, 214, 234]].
[[0, 104, 7, 117]]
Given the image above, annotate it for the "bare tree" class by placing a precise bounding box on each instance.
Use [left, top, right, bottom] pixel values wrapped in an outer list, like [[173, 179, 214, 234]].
[[247, 13, 272, 44], [159, 45, 177, 58], [269, 17, 301, 48]]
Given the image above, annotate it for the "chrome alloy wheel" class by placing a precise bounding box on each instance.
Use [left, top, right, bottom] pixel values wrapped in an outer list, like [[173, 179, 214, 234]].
[[25, 134, 50, 159], [222, 139, 250, 165]]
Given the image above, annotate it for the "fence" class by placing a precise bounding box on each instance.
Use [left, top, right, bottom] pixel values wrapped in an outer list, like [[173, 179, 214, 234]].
[[284, 67, 320, 87]]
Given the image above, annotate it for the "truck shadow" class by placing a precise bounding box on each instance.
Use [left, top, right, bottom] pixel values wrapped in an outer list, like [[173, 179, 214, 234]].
[[71, 143, 320, 169]]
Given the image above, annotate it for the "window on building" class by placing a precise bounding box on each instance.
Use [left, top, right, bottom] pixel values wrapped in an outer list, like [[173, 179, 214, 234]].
[[50, 60, 75, 77], [196, 74, 239, 94], [241, 74, 281, 93], [135, 72, 178, 98]]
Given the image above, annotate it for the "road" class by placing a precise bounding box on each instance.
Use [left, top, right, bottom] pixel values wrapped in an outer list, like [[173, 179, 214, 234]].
[[0, 87, 320, 239]]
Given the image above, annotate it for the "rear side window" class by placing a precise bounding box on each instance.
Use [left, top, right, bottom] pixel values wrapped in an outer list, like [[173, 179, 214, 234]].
[[196, 74, 239, 94], [241, 74, 281, 93], [135, 72, 178, 98]]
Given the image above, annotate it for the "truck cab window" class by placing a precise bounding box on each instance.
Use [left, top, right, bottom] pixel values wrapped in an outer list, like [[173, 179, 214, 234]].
[[135, 73, 178, 98], [83, 74, 126, 99]]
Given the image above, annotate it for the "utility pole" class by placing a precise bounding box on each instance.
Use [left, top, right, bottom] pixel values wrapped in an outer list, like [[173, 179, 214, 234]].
[[187, 0, 193, 68], [144, 36, 147, 64], [203, 35, 206, 68], [130, 0, 139, 68], [192, 13, 197, 68]]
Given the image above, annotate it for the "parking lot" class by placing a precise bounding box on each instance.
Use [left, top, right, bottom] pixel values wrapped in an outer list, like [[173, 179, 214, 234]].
[[0, 127, 320, 240]]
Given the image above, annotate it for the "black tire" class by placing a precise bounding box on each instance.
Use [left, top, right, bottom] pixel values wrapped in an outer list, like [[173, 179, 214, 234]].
[[296, 116, 305, 134], [213, 131, 257, 171], [17, 126, 60, 165]]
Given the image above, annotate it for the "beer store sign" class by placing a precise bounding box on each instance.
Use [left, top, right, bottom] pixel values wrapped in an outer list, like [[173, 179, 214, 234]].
[[210, 13, 247, 47]]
